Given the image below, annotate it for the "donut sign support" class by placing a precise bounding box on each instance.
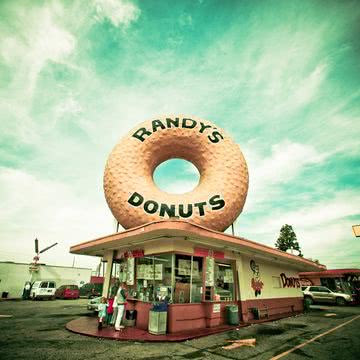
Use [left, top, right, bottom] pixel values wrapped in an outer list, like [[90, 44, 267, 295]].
[[104, 115, 249, 232]]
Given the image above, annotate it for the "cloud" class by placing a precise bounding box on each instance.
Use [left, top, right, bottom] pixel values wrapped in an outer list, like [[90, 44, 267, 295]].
[[156, 179, 200, 195], [243, 140, 329, 212], [0, 2, 76, 104], [296, 218, 360, 268], [0, 0, 359, 273], [179, 13, 193, 27], [153, 160, 200, 194], [259, 190, 360, 233], [238, 190, 360, 267], [0, 167, 113, 268], [93, 0, 140, 28], [283, 63, 328, 114], [253, 141, 327, 185], [53, 96, 83, 124]]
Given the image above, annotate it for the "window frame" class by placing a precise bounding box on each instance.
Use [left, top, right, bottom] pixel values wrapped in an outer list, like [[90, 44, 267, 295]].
[[126, 251, 237, 304]]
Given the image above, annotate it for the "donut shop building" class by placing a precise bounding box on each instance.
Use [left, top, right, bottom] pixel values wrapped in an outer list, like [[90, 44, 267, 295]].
[[70, 220, 324, 333], [69, 115, 324, 335]]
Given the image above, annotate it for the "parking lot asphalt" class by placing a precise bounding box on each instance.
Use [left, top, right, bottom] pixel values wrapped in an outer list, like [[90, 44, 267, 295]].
[[0, 299, 359, 360]]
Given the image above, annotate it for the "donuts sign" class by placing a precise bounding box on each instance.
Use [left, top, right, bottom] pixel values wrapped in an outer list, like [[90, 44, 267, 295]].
[[104, 115, 249, 232], [132, 118, 224, 144], [127, 191, 225, 218]]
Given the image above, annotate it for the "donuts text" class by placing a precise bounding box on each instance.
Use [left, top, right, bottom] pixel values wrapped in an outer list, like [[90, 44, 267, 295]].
[[280, 273, 301, 288], [128, 191, 225, 218], [132, 117, 224, 143]]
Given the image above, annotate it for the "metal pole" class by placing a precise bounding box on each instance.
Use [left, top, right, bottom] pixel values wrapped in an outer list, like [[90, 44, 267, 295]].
[[39, 242, 58, 254], [171, 254, 175, 303], [190, 256, 193, 303]]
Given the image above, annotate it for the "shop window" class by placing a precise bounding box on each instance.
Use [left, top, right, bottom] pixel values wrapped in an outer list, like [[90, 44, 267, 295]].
[[214, 261, 235, 301], [135, 256, 155, 302], [191, 256, 203, 303], [118, 260, 127, 283], [132, 254, 172, 302], [174, 255, 203, 303], [111, 258, 135, 297], [272, 276, 281, 288], [174, 254, 191, 303], [123, 253, 217, 304], [153, 254, 173, 302]]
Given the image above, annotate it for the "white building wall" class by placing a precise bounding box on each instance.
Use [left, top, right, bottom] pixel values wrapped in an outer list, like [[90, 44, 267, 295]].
[[0, 263, 30, 299], [0, 262, 92, 298], [240, 255, 303, 300]]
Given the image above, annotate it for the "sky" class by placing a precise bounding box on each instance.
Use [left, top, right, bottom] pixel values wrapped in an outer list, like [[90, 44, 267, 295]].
[[0, 0, 359, 271]]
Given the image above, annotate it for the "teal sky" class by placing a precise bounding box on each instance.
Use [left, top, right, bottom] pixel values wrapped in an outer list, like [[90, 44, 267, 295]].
[[0, 0, 359, 270]]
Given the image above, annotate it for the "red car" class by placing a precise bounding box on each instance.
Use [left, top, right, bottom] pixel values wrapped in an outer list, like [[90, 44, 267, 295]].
[[55, 285, 80, 299]]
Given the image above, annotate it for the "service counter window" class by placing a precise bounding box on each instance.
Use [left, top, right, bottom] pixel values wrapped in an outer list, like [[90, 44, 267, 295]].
[[111, 258, 136, 297], [153, 254, 172, 302], [134, 254, 173, 302], [190, 256, 203, 303], [111, 252, 236, 303], [136, 256, 155, 302], [174, 255, 203, 303], [131, 254, 203, 304], [215, 262, 235, 301], [205, 259, 235, 301]]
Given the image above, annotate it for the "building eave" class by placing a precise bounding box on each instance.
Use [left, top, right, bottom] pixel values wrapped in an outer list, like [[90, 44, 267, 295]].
[[70, 220, 325, 272]]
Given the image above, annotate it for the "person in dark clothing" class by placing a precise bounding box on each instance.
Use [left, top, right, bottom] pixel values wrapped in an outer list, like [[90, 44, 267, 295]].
[[22, 281, 31, 300]]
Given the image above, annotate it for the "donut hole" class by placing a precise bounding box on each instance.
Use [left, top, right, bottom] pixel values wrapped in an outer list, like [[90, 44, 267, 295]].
[[153, 158, 200, 195]]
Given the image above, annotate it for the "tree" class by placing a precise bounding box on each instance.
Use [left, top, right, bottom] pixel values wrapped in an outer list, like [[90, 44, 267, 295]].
[[275, 224, 303, 256]]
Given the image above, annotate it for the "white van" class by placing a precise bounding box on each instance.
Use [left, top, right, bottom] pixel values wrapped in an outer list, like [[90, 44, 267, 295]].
[[31, 280, 56, 300]]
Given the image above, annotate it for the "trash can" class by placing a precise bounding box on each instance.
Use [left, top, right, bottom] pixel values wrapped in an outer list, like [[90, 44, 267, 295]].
[[125, 310, 137, 327], [225, 305, 239, 325], [148, 302, 168, 335], [1, 292, 9, 299], [148, 310, 167, 335]]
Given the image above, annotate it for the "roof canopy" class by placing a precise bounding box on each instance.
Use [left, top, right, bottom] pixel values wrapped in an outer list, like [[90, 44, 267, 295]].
[[70, 220, 325, 272]]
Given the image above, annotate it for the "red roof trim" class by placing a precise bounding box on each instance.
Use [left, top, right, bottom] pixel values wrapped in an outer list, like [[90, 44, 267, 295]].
[[300, 269, 360, 276]]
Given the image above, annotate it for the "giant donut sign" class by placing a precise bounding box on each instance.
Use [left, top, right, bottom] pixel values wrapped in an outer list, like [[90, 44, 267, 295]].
[[104, 115, 249, 232]]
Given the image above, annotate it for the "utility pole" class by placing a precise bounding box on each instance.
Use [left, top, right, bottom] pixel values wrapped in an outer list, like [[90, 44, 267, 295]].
[[29, 238, 58, 283]]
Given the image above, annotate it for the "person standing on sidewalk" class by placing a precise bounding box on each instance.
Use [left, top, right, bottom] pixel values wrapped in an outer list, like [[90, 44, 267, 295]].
[[22, 281, 31, 300], [97, 297, 108, 330], [114, 282, 127, 331], [106, 296, 114, 325]]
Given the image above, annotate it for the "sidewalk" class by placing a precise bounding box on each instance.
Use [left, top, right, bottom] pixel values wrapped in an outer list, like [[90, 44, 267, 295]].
[[66, 316, 244, 342]]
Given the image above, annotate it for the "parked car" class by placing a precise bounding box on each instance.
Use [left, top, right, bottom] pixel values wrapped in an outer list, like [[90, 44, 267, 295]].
[[87, 296, 101, 312], [55, 285, 80, 299], [302, 285, 353, 306], [79, 283, 103, 298], [31, 280, 56, 300]]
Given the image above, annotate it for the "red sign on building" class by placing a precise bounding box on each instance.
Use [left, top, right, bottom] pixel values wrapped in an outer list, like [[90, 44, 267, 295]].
[[194, 247, 224, 259], [115, 249, 144, 259]]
